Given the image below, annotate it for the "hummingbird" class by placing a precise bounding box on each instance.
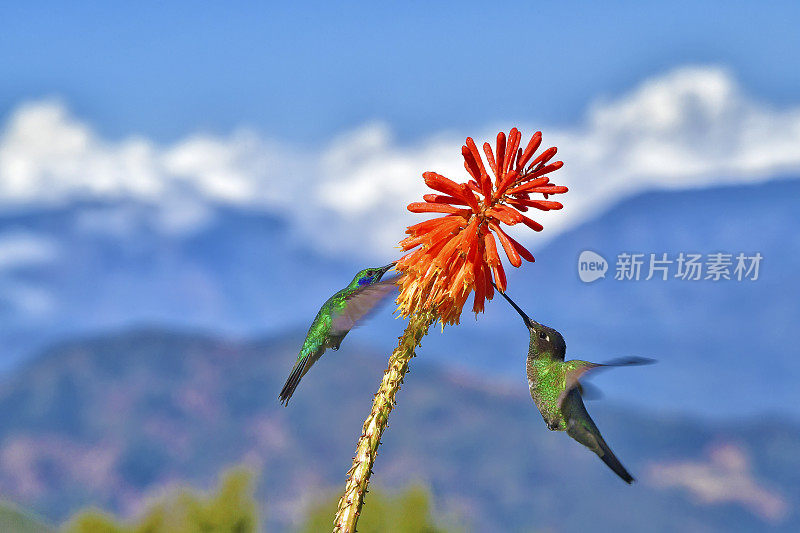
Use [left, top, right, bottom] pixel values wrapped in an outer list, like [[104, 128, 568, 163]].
[[494, 286, 654, 483], [279, 262, 398, 406]]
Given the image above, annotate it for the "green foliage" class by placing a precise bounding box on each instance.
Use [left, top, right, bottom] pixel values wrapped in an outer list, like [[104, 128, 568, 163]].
[[63, 468, 258, 533], [0, 502, 54, 532], [299, 485, 452, 533], [61, 468, 454, 533]]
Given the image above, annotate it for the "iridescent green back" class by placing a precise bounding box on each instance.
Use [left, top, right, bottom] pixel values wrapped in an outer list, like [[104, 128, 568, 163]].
[[295, 287, 352, 362]]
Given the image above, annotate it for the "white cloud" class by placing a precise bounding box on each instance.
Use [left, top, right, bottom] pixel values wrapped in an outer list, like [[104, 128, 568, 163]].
[[546, 66, 800, 230], [0, 231, 58, 317], [0, 231, 58, 270], [1, 65, 799, 259], [0, 101, 163, 202]]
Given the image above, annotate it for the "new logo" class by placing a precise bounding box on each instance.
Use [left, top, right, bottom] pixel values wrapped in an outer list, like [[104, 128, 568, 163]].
[[578, 251, 608, 283]]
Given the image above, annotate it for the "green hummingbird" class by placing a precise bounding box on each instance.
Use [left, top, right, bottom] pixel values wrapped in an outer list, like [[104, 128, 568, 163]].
[[279, 262, 398, 406], [495, 287, 654, 483]]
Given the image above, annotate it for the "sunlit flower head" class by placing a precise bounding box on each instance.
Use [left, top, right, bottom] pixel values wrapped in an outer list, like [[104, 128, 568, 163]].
[[396, 128, 567, 325]]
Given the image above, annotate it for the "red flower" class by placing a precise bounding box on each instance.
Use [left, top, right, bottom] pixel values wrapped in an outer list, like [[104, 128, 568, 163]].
[[396, 128, 567, 325]]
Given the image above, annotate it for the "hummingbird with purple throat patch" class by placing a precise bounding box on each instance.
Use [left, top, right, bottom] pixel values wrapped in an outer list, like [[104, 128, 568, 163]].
[[494, 285, 654, 483], [279, 262, 398, 406]]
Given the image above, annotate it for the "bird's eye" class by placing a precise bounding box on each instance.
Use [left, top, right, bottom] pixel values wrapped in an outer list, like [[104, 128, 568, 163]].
[[538, 331, 547, 340]]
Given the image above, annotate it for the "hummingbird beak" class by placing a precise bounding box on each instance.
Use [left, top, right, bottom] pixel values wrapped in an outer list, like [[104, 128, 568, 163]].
[[491, 282, 536, 330], [376, 261, 397, 280]]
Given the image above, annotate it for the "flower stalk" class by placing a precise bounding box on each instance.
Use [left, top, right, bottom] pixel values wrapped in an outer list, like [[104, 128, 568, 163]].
[[333, 310, 435, 532]]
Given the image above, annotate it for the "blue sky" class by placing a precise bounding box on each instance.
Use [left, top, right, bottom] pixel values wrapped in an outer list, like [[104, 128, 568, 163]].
[[2, 2, 799, 144], [1, 2, 800, 261]]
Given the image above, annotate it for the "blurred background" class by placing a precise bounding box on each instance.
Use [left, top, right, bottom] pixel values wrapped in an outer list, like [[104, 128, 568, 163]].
[[1, 2, 799, 531]]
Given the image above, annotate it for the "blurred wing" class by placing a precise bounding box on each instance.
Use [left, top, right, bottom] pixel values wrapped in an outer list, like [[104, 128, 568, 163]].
[[330, 280, 398, 336], [579, 381, 604, 401], [601, 356, 656, 367], [557, 357, 655, 408], [558, 363, 601, 409]]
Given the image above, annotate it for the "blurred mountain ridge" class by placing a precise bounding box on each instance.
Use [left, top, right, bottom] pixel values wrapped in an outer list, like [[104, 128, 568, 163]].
[[0, 177, 797, 416], [0, 327, 798, 531]]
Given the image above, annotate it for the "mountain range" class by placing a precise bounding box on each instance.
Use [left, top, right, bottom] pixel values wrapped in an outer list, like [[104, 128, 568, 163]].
[[0, 178, 797, 416], [0, 328, 798, 531]]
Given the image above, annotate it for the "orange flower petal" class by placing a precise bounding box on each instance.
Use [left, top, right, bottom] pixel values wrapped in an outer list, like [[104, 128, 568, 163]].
[[488, 204, 524, 225], [423, 193, 468, 205], [465, 180, 482, 194], [518, 131, 542, 168], [407, 202, 470, 215], [472, 270, 485, 313], [489, 222, 521, 267], [460, 183, 481, 213], [494, 169, 521, 199], [420, 218, 466, 248], [451, 256, 471, 294], [492, 262, 507, 293], [400, 234, 426, 251], [484, 262, 495, 301], [471, 244, 486, 313], [406, 215, 463, 235], [493, 223, 535, 263], [482, 142, 499, 181], [460, 217, 480, 252], [528, 146, 558, 170], [509, 198, 563, 211], [465, 137, 491, 197], [506, 177, 552, 195], [519, 214, 544, 232], [504, 128, 521, 177], [461, 145, 482, 182], [524, 185, 569, 195], [525, 161, 563, 181], [513, 241, 535, 263], [506, 199, 529, 212], [432, 232, 464, 269], [453, 284, 470, 316], [483, 231, 501, 266], [495, 131, 506, 180], [423, 172, 472, 201]]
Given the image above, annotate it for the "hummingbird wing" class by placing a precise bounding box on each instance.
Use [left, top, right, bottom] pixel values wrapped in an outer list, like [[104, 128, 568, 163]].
[[579, 381, 604, 401], [557, 357, 655, 409], [329, 280, 398, 336]]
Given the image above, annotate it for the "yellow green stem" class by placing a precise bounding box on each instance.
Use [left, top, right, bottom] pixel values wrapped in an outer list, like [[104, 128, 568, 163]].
[[333, 311, 435, 532]]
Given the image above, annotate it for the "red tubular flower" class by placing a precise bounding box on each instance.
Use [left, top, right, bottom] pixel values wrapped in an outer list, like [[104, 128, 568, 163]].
[[396, 128, 568, 325]]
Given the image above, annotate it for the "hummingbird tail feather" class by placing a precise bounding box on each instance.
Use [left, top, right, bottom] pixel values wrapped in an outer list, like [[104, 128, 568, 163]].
[[597, 442, 635, 484], [566, 417, 635, 484], [279, 356, 309, 406]]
